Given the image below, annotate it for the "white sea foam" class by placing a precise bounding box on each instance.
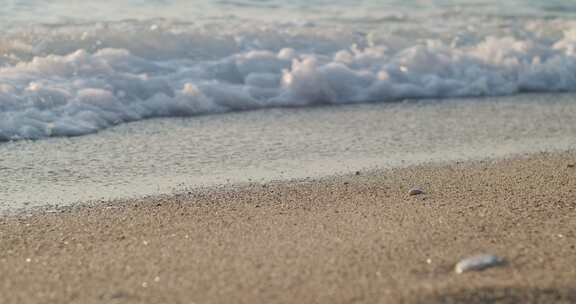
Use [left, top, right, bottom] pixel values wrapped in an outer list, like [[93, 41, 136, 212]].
[[1, 2, 576, 140]]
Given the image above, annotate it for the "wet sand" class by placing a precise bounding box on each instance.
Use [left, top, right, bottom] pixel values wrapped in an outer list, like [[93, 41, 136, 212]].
[[1, 151, 575, 303]]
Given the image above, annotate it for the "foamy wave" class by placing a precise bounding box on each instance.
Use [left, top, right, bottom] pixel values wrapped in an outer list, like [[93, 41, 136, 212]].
[[1, 20, 576, 140]]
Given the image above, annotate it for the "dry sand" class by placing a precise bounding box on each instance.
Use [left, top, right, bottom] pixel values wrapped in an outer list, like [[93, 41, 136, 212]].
[[1, 151, 575, 304]]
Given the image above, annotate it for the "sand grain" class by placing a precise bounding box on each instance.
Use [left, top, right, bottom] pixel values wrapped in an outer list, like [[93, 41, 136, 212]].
[[1, 152, 575, 303]]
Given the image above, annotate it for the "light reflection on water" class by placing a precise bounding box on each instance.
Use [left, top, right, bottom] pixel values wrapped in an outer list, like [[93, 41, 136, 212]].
[[2, 0, 576, 26]]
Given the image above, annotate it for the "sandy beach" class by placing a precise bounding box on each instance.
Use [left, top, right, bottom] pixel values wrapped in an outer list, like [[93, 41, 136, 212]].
[[3, 1, 576, 303], [1, 151, 575, 304]]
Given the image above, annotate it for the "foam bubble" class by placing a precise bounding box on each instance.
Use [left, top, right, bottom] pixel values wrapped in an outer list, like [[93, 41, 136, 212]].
[[1, 15, 576, 140]]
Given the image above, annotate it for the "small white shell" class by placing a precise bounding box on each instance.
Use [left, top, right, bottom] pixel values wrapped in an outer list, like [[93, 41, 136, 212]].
[[455, 254, 505, 274], [408, 187, 425, 196]]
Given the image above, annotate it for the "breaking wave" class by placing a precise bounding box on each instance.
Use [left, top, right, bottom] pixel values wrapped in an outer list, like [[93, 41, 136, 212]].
[[1, 15, 576, 140]]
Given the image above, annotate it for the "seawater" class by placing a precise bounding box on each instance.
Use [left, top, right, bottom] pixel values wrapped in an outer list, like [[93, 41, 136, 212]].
[[1, 0, 576, 140], [1, 94, 576, 213], [1, 1, 576, 212]]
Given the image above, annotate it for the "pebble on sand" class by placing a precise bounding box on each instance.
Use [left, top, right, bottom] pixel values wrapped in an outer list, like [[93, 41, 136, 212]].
[[455, 254, 506, 274], [408, 187, 425, 196]]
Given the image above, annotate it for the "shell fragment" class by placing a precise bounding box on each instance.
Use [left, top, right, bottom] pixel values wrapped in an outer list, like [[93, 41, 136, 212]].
[[455, 254, 506, 274], [408, 187, 425, 196]]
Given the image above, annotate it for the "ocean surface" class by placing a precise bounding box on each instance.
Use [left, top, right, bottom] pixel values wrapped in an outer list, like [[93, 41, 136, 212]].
[[1, 1, 576, 212]]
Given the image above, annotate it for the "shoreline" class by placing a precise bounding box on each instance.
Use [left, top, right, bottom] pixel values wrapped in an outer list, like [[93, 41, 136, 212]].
[[6, 149, 574, 217], [1, 151, 576, 303], [3, 93, 576, 211]]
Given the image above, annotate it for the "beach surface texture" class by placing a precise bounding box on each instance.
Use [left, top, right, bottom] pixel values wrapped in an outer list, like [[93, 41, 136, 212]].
[[1, 151, 575, 304]]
